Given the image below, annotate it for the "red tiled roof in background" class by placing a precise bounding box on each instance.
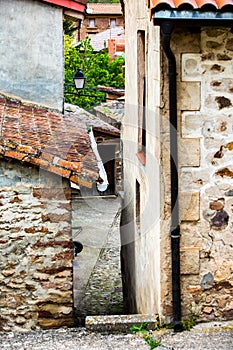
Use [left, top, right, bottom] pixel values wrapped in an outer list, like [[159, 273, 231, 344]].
[[90, 26, 124, 52], [64, 104, 121, 136], [41, 0, 87, 12], [149, 0, 233, 10], [0, 93, 99, 188], [87, 3, 123, 15]]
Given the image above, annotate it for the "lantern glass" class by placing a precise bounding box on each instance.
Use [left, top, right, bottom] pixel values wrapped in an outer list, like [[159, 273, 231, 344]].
[[73, 68, 86, 90]]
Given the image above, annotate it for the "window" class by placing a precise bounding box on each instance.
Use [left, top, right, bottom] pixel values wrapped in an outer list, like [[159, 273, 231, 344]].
[[137, 30, 146, 164], [110, 18, 116, 28], [136, 180, 141, 232], [89, 18, 95, 28]]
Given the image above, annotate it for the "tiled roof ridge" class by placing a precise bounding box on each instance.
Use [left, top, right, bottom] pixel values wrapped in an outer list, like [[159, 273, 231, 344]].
[[87, 2, 122, 14], [64, 103, 121, 136], [88, 3, 122, 7], [0, 94, 99, 188], [0, 90, 61, 112], [149, 0, 233, 11]]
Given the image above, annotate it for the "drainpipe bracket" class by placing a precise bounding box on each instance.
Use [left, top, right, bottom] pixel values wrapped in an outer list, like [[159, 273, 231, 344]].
[[170, 225, 180, 239]]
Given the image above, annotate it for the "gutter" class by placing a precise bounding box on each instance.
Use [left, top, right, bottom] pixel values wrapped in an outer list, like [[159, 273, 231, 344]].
[[161, 22, 183, 332]]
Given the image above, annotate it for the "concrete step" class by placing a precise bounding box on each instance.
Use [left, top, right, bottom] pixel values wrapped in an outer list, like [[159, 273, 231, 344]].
[[85, 314, 158, 333]]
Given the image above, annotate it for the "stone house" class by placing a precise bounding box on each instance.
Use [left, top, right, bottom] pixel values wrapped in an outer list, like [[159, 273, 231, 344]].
[[65, 103, 121, 195], [0, 92, 99, 332], [0, 0, 87, 112], [121, 0, 233, 329], [79, 3, 124, 41], [0, 0, 101, 332]]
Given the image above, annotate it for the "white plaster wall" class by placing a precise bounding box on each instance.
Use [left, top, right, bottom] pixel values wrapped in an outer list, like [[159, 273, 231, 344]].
[[0, 0, 64, 110], [121, 0, 162, 316]]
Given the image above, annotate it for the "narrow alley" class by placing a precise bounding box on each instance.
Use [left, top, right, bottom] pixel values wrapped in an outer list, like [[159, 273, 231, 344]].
[[72, 195, 124, 322]]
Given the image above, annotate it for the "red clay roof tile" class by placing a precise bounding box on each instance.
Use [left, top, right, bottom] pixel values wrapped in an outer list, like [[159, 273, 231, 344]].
[[149, 0, 233, 9], [64, 103, 121, 137], [87, 3, 122, 15], [0, 93, 99, 187]]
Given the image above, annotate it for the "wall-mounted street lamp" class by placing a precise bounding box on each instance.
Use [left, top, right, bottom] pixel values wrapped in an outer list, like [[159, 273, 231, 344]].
[[65, 68, 124, 102], [65, 67, 103, 99], [73, 68, 86, 90]]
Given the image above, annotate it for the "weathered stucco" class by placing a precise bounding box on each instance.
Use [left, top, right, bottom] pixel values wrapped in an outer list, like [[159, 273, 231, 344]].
[[0, 0, 64, 110], [121, 0, 162, 316], [122, 0, 233, 324], [0, 159, 73, 331]]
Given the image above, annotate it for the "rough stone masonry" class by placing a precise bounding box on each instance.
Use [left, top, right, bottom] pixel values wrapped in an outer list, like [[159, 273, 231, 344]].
[[161, 27, 233, 322], [0, 159, 73, 331]]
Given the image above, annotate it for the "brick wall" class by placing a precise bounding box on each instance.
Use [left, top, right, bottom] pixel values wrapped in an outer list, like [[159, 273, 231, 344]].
[[80, 16, 124, 41], [0, 159, 73, 331], [161, 27, 233, 322]]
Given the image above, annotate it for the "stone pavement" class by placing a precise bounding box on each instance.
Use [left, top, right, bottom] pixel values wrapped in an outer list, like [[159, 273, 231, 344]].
[[0, 321, 232, 349], [72, 196, 123, 319]]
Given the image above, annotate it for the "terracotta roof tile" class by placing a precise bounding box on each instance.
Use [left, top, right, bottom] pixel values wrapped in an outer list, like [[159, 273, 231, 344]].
[[64, 103, 121, 137], [149, 0, 233, 10], [0, 93, 99, 187], [87, 3, 122, 15]]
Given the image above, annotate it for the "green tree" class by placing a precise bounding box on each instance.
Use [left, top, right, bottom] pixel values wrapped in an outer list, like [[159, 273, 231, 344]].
[[64, 35, 124, 109]]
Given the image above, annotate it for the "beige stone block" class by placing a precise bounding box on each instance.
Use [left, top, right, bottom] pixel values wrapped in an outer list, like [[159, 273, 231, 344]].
[[178, 82, 201, 111], [179, 138, 200, 167], [181, 112, 203, 138], [182, 54, 203, 82], [180, 192, 200, 221], [180, 247, 200, 275], [180, 168, 210, 192], [203, 306, 213, 314]]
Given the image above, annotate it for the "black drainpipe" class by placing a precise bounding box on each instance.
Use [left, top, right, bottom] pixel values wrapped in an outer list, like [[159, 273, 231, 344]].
[[161, 22, 183, 332]]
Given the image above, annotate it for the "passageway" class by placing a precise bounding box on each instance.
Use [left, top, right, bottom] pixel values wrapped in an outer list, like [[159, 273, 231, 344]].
[[72, 196, 124, 323]]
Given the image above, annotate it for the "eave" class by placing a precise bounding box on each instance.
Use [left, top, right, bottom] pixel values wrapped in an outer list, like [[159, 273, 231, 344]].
[[153, 10, 233, 25], [149, 0, 233, 25], [41, 0, 87, 13]]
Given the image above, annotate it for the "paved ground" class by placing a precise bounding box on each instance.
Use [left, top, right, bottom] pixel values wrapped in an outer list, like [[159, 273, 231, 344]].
[[1, 197, 233, 348], [0, 322, 232, 349], [72, 196, 123, 318]]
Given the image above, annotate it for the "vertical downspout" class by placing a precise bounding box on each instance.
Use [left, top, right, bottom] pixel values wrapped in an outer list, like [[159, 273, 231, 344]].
[[161, 22, 183, 332]]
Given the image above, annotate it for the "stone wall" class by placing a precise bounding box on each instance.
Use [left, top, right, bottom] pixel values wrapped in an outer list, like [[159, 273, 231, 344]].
[[0, 0, 64, 111], [161, 27, 233, 322], [0, 159, 73, 331]]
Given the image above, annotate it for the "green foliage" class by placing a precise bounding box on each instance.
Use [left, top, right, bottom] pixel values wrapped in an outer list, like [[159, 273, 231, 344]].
[[63, 18, 77, 35], [181, 316, 197, 331], [130, 322, 148, 334], [64, 35, 125, 109], [144, 335, 161, 349], [130, 323, 161, 349]]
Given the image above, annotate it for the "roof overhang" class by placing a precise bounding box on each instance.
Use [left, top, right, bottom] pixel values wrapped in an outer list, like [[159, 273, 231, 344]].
[[41, 0, 86, 13], [153, 10, 233, 26]]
